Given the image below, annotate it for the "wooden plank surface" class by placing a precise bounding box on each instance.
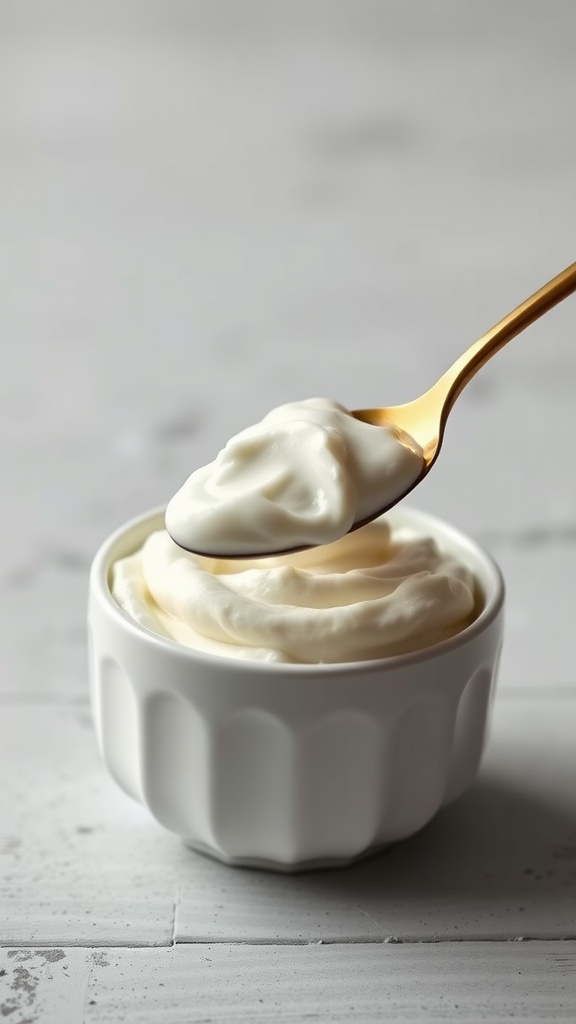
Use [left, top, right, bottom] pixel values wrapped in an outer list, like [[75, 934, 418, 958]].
[[479, 544, 576, 692], [2, 943, 576, 1024], [0, 704, 179, 946]]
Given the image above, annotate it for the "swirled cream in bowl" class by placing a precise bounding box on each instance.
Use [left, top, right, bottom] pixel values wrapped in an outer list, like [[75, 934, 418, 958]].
[[112, 518, 476, 664], [88, 399, 504, 870]]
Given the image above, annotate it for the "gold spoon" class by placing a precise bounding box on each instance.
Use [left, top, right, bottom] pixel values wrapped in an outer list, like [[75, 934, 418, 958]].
[[171, 262, 576, 558], [351, 260, 576, 520]]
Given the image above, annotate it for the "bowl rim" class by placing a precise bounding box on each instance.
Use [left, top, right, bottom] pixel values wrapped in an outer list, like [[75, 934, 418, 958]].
[[89, 505, 505, 677]]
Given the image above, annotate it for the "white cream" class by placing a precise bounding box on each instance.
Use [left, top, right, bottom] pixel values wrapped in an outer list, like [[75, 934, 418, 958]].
[[112, 519, 476, 664], [165, 398, 424, 556]]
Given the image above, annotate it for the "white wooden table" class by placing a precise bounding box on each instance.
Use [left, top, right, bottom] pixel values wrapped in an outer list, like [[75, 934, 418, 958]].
[[1, 2, 576, 1020]]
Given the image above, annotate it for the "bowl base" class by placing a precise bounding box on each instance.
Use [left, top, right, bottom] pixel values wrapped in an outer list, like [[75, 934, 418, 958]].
[[182, 836, 395, 873]]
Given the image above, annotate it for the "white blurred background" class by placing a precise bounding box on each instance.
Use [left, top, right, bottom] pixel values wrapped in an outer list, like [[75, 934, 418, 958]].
[[1, 0, 576, 689]]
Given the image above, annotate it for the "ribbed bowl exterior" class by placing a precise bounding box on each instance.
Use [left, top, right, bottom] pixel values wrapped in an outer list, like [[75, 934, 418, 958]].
[[88, 508, 504, 871]]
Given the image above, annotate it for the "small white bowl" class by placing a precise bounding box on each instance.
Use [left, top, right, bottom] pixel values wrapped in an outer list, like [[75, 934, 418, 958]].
[[88, 506, 504, 871]]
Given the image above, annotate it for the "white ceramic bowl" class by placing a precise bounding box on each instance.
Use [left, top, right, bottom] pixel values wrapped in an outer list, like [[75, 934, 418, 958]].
[[88, 507, 504, 871]]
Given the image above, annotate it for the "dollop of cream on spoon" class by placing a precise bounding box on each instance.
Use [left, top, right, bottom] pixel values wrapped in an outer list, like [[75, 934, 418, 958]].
[[166, 398, 424, 557]]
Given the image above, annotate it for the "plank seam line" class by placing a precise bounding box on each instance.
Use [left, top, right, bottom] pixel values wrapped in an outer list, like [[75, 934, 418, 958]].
[[475, 527, 576, 548], [173, 935, 576, 946], [2, 936, 576, 950], [0, 696, 91, 705]]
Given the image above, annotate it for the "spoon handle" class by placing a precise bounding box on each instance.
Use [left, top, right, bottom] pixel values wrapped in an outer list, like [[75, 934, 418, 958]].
[[431, 261, 576, 428]]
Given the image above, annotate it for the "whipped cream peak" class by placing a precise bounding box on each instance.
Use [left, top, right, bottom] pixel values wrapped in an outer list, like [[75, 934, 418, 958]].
[[165, 398, 424, 556]]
